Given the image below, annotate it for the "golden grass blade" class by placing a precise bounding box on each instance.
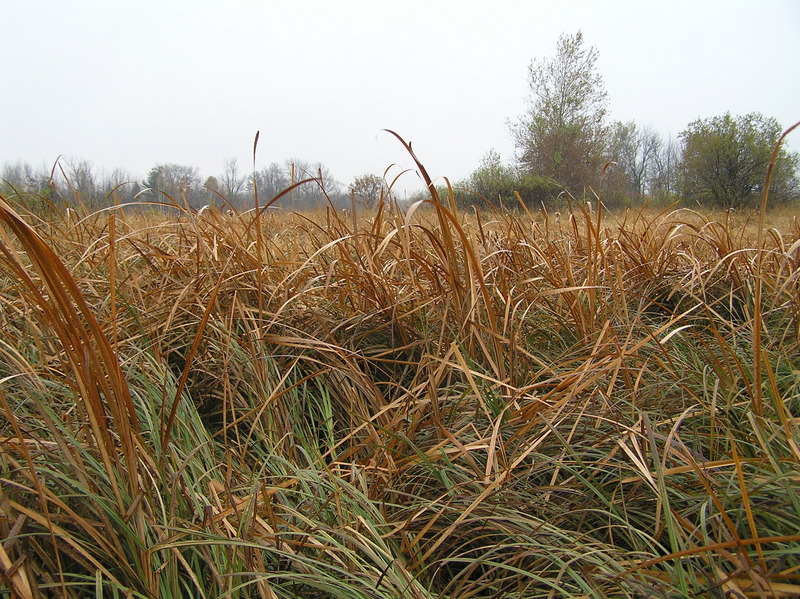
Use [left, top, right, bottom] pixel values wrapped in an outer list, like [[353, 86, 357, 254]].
[[0, 196, 142, 507], [0, 542, 35, 599], [2, 149, 799, 596], [753, 120, 800, 417], [160, 254, 233, 452]]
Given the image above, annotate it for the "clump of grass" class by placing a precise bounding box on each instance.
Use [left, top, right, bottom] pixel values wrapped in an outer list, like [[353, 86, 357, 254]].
[[1, 131, 800, 597]]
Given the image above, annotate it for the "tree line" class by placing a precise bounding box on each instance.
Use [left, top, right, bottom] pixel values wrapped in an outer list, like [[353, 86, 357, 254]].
[[2, 30, 797, 213], [447, 31, 799, 211], [0, 157, 368, 213]]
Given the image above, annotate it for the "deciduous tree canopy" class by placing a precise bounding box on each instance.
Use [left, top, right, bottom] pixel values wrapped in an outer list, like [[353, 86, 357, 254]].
[[679, 112, 799, 209], [512, 31, 608, 195]]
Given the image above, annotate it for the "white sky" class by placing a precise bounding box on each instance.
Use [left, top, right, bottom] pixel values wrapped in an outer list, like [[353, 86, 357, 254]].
[[2, 0, 799, 195]]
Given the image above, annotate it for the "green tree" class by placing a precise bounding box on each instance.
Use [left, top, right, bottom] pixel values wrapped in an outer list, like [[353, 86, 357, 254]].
[[467, 150, 517, 204], [679, 112, 799, 208], [451, 151, 561, 211], [511, 31, 609, 194]]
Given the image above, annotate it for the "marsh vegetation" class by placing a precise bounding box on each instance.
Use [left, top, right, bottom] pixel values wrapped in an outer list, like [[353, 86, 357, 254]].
[[1, 139, 800, 598]]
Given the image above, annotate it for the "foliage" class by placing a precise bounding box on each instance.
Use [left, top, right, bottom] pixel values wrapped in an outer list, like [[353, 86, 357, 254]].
[[450, 150, 561, 210], [466, 150, 517, 202], [511, 31, 609, 194], [679, 112, 799, 208]]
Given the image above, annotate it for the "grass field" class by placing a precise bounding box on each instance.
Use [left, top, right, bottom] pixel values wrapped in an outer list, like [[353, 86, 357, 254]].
[[1, 166, 799, 598]]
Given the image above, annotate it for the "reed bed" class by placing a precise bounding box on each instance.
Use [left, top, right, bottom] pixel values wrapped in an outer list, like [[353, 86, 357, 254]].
[[1, 156, 799, 598]]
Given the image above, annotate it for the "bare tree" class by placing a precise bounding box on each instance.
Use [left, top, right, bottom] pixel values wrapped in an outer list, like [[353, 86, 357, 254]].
[[286, 159, 341, 209], [100, 167, 138, 204], [607, 121, 662, 198], [64, 158, 99, 205], [1, 161, 37, 194], [220, 158, 247, 205], [1, 161, 61, 210], [143, 163, 203, 207], [348, 173, 386, 209], [651, 136, 680, 201], [250, 162, 290, 206]]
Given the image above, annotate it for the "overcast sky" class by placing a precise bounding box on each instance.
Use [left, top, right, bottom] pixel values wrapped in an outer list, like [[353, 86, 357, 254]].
[[2, 0, 799, 195]]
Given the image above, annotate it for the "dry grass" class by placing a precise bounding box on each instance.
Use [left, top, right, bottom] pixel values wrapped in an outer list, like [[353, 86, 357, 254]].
[[1, 150, 800, 598]]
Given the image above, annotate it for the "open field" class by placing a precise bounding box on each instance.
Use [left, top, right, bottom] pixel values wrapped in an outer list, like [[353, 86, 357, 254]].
[[1, 180, 799, 597]]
